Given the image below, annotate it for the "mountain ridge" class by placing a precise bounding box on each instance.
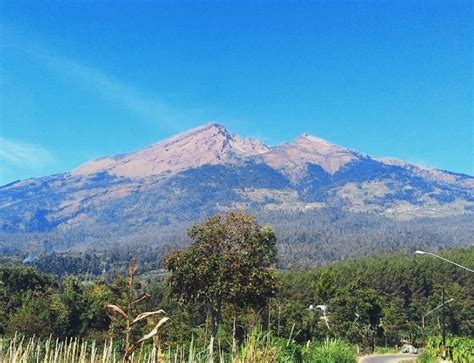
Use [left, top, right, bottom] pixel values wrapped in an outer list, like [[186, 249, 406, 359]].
[[72, 123, 270, 179], [70, 122, 471, 183], [1, 123, 473, 267]]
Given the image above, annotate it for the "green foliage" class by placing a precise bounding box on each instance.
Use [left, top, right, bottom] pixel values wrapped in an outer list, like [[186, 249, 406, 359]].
[[165, 212, 278, 338], [7, 290, 68, 337], [314, 269, 337, 303], [237, 329, 301, 362], [0, 265, 119, 339], [373, 346, 399, 354], [0, 244, 472, 361], [277, 246, 474, 349], [0, 333, 356, 363], [416, 351, 437, 363], [82, 280, 115, 335], [425, 336, 474, 363], [0, 265, 57, 335], [329, 286, 382, 350], [302, 338, 357, 363], [382, 297, 408, 345]]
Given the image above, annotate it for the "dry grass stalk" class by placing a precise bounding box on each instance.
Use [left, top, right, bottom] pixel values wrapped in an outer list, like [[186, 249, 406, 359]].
[[105, 262, 170, 363]]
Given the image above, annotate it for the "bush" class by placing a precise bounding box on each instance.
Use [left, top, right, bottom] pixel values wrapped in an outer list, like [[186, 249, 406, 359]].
[[425, 336, 474, 363], [7, 291, 68, 337], [237, 329, 302, 362], [302, 338, 357, 363], [416, 351, 437, 363]]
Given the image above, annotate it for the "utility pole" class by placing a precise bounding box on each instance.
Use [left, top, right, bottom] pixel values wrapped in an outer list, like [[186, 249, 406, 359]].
[[442, 287, 446, 355], [422, 298, 454, 347], [414, 249, 467, 356], [421, 303, 425, 346]]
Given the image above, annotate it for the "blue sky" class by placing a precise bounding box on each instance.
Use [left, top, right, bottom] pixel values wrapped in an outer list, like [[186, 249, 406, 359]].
[[0, 1, 472, 184]]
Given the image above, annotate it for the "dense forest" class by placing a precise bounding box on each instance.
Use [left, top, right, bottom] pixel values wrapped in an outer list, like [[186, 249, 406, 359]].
[[1, 209, 473, 275], [1, 245, 472, 361]]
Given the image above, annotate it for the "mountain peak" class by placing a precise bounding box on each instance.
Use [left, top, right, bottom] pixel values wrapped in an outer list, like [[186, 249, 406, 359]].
[[295, 133, 342, 149], [73, 123, 269, 179], [160, 122, 231, 146], [260, 133, 358, 177], [188, 122, 229, 135], [72, 124, 361, 179], [206, 122, 228, 130]]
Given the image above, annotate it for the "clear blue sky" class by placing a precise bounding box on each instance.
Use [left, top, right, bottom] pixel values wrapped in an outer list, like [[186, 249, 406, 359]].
[[1, 1, 472, 185]]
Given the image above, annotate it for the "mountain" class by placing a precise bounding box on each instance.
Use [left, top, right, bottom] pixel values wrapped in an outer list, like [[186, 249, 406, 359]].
[[73, 123, 270, 179], [1, 123, 473, 267]]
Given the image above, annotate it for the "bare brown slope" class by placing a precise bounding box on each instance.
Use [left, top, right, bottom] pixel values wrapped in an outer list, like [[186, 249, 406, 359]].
[[73, 123, 269, 179]]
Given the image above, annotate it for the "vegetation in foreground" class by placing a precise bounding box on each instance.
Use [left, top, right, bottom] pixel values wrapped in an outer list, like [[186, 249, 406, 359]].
[[0, 212, 473, 362], [0, 333, 359, 362], [421, 336, 474, 363]]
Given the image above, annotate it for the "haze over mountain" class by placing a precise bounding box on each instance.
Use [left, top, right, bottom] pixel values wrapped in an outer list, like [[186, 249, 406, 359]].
[[1, 123, 473, 267]]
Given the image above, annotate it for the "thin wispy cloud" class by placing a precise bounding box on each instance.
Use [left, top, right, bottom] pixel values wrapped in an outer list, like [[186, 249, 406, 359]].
[[0, 137, 56, 168], [13, 37, 189, 132], [38, 51, 179, 130]]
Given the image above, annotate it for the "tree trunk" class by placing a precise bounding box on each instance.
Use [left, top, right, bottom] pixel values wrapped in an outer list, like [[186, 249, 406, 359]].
[[210, 305, 221, 339], [208, 335, 214, 363], [232, 315, 237, 361], [208, 304, 221, 363]]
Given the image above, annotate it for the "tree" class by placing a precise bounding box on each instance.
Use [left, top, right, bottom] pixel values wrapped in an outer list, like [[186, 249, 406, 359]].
[[382, 297, 407, 346], [314, 269, 337, 303], [164, 212, 279, 344], [0, 265, 57, 335], [7, 290, 68, 337], [61, 276, 87, 337], [330, 286, 382, 351]]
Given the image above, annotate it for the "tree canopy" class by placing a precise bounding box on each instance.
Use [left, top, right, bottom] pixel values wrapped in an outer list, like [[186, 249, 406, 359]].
[[164, 212, 279, 338]]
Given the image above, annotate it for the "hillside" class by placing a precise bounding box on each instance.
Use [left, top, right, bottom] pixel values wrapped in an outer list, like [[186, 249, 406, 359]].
[[1, 123, 473, 267]]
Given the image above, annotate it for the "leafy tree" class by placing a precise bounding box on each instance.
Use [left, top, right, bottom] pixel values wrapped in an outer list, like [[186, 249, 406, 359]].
[[330, 286, 382, 351], [0, 245, 472, 351], [7, 290, 68, 337], [83, 280, 115, 337], [0, 265, 57, 334], [164, 212, 279, 342], [314, 269, 337, 303], [382, 297, 407, 345], [61, 276, 87, 337]]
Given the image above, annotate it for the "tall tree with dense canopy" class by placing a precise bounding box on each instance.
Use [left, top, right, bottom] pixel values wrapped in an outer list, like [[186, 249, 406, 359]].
[[382, 297, 408, 345], [164, 212, 279, 342]]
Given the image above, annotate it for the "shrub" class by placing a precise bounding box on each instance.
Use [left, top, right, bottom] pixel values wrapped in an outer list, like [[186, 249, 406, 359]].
[[235, 328, 302, 362], [302, 338, 357, 363], [425, 336, 474, 363], [416, 351, 437, 363]]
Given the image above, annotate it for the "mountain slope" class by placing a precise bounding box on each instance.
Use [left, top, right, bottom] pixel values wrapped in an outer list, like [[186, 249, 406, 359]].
[[73, 123, 269, 178], [1, 123, 473, 266], [260, 134, 360, 178]]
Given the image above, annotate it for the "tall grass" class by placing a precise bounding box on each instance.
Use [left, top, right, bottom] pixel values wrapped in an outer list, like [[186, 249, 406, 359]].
[[302, 338, 357, 363], [236, 329, 301, 362], [0, 333, 358, 363], [0, 334, 118, 363], [0, 334, 168, 363]]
